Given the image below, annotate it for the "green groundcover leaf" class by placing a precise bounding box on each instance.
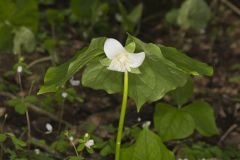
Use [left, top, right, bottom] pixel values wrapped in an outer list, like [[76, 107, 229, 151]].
[[13, 26, 36, 54], [121, 127, 175, 160], [118, 2, 143, 32], [154, 101, 219, 141], [0, 134, 7, 143], [154, 103, 195, 141], [177, 0, 211, 30], [0, 23, 13, 52], [169, 77, 193, 106], [0, 0, 39, 32], [182, 101, 219, 136], [0, 0, 38, 52], [39, 35, 213, 112]]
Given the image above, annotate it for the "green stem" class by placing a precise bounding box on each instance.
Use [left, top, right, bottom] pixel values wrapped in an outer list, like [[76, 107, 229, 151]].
[[71, 141, 79, 157], [115, 71, 128, 160]]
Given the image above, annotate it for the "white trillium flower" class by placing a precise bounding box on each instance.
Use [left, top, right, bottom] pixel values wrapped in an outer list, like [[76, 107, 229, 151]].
[[85, 139, 94, 149], [45, 123, 53, 134], [104, 38, 145, 72]]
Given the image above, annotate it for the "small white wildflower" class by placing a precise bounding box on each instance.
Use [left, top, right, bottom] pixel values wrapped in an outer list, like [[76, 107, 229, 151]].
[[45, 123, 53, 134], [104, 38, 145, 72], [85, 139, 94, 149], [115, 13, 122, 22], [69, 136, 74, 142], [61, 92, 68, 98], [142, 121, 151, 128], [4, 114, 8, 119], [34, 148, 40, 154], [137, 117, 141, 122], [17, 66, 23, 73], [69, 77, 80, 86]]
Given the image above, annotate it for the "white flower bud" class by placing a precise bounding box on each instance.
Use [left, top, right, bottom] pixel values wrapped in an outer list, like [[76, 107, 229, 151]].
[[84, 133, 89, 138], [17, 66, 23, 73], [69, 136, 74, 142]]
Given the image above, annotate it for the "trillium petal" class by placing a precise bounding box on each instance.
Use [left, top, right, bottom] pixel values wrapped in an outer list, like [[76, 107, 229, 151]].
[[128, 52, 145, 68], [104, 38, 126, 59]]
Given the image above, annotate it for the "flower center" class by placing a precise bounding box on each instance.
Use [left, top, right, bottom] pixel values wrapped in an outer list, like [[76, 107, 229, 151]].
[[112, 52, 131, 71]]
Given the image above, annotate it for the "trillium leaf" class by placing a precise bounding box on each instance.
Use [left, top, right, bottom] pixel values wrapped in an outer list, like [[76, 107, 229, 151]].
[[159, 45, 213, 76], [154, 103, 195, 141], [127, 35, 189, 111], [182, 101, 219, 136], [38, 37, 106, 94], [121, 127, 175, 160], [129, 57, 188, 111], [82, 61, 122, 94]]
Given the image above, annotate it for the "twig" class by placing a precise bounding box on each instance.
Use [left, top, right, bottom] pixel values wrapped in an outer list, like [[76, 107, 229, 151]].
[[218, 123, 238, 145], [27, 56, 52, 69], [221, 0, 240, 16], [142, 12, 162, 24], [0, 92, 72, 127]]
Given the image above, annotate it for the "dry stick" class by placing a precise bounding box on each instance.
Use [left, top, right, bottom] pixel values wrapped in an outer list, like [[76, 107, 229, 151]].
[[27, 56, 52, 69], [221, 0, 240, 16], [0, 92, 72, 127], [218, 123, 238, 145]]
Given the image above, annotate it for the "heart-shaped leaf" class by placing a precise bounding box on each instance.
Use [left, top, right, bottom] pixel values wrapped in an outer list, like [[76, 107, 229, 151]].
[[121, 127, 175, 160], [154, 103, 195, 141], [182, 101, 219, 136]]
